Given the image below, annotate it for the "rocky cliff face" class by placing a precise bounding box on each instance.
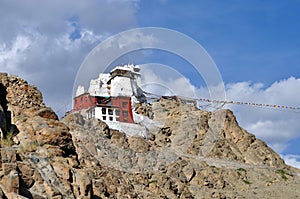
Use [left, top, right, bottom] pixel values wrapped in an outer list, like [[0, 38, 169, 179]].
[[151, 98, 285, 168], [0, 73, 299, 198], [0, 73, 85, 198]]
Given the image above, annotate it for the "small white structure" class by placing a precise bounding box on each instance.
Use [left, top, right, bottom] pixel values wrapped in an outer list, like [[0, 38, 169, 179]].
[[88, 73, 111, 97], [75, 64, 161, 138], [76, 85, 85, 97], [109, 65, 143, 97]]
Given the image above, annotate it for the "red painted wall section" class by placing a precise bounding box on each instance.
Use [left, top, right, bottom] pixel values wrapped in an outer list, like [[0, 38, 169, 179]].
[[73, 93, 97, 111], [111, 97, 134, 123]]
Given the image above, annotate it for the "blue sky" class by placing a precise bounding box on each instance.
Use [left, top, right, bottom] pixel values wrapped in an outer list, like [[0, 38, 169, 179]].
[[0, 0, 299, 168], [136, 0, 300, 85]]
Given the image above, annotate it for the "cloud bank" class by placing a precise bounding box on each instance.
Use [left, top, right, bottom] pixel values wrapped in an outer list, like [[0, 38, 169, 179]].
[[0, 0, 139, 115]]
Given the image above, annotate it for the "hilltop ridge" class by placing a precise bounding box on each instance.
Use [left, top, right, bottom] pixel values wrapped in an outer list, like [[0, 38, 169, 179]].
[[0, 73, 299, 198]]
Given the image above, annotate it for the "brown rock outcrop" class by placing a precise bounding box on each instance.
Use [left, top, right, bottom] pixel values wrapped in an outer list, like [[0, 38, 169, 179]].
[[0, 74, 83, 198], [0, 73, 299, 198], [151, 98, 285, 168], [0, 73, 75, 154], [63, 97, 300, 198], [1, 170, 19, 194]]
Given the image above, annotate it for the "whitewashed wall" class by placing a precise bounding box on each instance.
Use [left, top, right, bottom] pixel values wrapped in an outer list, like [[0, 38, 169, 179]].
[[88, 73, 111, 97], [75, 85, 85, 97], [110, 76, 133, 97]]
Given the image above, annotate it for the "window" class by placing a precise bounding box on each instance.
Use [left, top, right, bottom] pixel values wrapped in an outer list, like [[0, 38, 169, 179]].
[[115, 109, 120, 116], [109, 117, 113, 121], [102, 108, 106, 114], [108, 109, 113, 115], [122, 110, 128, 116], [116, 117, 120, 121], [122, 101, 128, 108], [103, 116, 106, 120]]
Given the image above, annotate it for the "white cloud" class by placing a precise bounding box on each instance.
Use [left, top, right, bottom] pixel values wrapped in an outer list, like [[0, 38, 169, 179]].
[[0, 0, 138, 41], [225, 77, 300, 153], [118, 31, 159, 49], [55, 29, 105, 51], [282, 154, 300, 169], [140, 64, 197, 97], [0, 35, 31, 73], [0, 0, 139, 115]]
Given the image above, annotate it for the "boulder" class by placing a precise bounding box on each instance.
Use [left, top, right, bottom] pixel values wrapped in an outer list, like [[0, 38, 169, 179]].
[[24, 107, 58, 120], [15, 116, 75, 156], [73, 169, 93, 199], [1, 170, 19, 194], [128, 136, 150, 153]]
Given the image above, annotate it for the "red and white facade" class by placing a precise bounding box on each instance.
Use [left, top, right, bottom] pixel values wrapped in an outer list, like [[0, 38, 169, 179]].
[[73, 92, 97, 111], [73, 64, 143, 124], [85, 96, 134, 123]]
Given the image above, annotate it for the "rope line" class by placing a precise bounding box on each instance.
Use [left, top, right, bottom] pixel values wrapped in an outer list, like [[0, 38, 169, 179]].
[[142, 91, 300, 113], [197, 98, 300, 111]]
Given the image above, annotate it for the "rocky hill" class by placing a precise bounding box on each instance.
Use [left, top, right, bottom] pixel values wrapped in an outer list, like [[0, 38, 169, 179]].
[[0, 73, 299, 198]]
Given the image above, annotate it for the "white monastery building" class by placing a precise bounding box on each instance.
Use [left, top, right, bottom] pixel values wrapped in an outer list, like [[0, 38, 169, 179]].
[[73, 64, 160, 137]]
